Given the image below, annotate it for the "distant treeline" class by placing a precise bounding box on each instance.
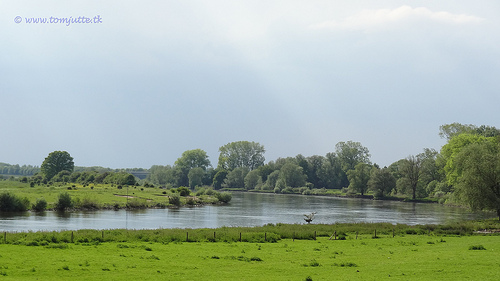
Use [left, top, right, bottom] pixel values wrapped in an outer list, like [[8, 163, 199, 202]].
[[0, 163, 40, 176]]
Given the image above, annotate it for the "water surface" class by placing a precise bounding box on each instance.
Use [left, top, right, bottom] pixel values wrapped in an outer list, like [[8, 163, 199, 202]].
[[0, 192, 494, 232]]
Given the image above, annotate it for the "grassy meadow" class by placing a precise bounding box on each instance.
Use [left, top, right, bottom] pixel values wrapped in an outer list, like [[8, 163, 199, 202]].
[[0, 181, 223, 210], [0, 233, 499, 280], [0, 222, 499, 280]]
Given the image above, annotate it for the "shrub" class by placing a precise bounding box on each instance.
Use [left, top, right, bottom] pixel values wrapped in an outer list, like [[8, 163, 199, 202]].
[[177, 186, 191, 196], [469, 245, 486, 250], [216, 192, 232, 203], [55, 192, 73, 211], [0, 193, 30, 212], [32, 198, 48, 212], [169, 193, 181, 207], [126, 198, 148, 208]]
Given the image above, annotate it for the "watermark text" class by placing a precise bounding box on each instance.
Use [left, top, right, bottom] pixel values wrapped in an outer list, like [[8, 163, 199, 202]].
[[14, 15, 103, 26]]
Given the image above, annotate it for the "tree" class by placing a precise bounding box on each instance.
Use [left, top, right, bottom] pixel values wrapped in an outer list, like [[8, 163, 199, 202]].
[[217, 141, 265, 170], [318, 153, 345, 189], [453, 141, 500, 219], [188, 167, 204, 188], [335, 141, 371, 173], [174, 149, 211, 187], [244, 169, 261, 190], [147, 165, 175, 186], [279, 162, 307, 188], [399, 155, 422, 200], [368, 168, 396, 198], [347, 163, 372, 195], [212, 169, 228, 190], [222, 167, 249, 189], [440, 134, 496, 186], [55, 192, 73, 211], [41, 151, 74, 180], [439, 123, 500, 140]]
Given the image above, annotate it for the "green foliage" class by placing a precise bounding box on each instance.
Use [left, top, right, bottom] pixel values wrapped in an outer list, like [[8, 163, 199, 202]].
[[212, 169, 228, 190], [244, 169, 261, 190], [222, 167, 249, 189], [174, 149, 211, 187], [41, 151, 74, 180], [279, 162, 306, 188], [468, 245, 486, 250], [0, 193, 30, 212], [168, 193, 181, 207], [55, 192, 73, 211], [147, 165, 174, 185], [32, 198, 47, 212], [217, 141, 265, 170], [440, 134, 496, 186], [215, 192, 232, 203], [368, 168, 396, 198], [188, 167, 204, 188], [453, 141, 500, 218], [347, 163, 372, 195], [176, 186, 191, 196], [335, 141, 371, 173]]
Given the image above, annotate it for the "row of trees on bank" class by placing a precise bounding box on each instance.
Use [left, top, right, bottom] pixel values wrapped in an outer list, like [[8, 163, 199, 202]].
[[2, 123, 499, 218], [144, 123, 500, 218]]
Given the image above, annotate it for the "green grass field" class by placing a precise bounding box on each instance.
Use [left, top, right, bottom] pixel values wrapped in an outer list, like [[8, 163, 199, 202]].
[[0, 181, 221, 210], [0, 231, 499, 280], [0, 235, 498, 280]]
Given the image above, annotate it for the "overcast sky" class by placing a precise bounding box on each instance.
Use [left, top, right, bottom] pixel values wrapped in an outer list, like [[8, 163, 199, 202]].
[[1, 1, 499, 169]]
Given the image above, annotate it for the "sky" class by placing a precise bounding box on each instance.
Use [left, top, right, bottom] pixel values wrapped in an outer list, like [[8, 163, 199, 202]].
[[1, 0, 500, 169]]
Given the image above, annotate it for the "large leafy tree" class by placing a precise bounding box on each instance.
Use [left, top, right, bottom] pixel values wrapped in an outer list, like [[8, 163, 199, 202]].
[[174, 149, 211, 187], [217, 141, 265, 171], [279, 162, 307, 188], [318, 152, 345, 189], [453, 141, 500, 219], [439, 123, 500, 140], [222, 167, 249, 189], [368, 167, 396, 198], [41, 151, 74, 180], [347, 163, 372, 195], [440, 134, 496, 186], [335, 141, 371, 173], [398, 155, 422, 200]]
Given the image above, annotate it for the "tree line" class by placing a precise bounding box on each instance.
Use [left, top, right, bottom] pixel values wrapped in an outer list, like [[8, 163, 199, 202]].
[[2, 123, 499, 218]]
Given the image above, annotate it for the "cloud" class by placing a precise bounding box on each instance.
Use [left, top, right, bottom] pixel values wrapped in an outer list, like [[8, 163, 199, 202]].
[[310, 5, 484, 31]]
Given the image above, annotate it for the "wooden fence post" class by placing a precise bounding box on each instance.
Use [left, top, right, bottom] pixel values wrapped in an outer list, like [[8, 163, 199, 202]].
[[71, 231, 74, 243], [239, 232, 242, 242], [186, 232, 189, 242], [214, 232, 216, 241], [4, 232, 6, 243]]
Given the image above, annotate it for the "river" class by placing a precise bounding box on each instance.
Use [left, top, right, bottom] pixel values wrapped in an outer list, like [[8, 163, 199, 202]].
[[0, 192, 495, 232]]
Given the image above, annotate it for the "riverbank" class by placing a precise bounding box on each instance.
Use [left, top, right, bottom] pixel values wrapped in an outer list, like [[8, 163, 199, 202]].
[[0, 181, 231, 212], [0, 222, 499, 280], [224, 188, 440, 204]]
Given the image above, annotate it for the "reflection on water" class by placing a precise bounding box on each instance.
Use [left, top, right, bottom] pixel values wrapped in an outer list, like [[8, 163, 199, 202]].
[[0, 192, 495, 232]]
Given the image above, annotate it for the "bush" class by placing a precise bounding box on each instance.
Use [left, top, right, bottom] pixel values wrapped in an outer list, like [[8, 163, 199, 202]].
[[0, 193, 30, 212], [32, 198, 47, 212], [216, 192, 232, 203], [177, 186, 191, 196], [169, 193, 181, 207], [469, 245, 486, 250], [55, 192, 73, 211]]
